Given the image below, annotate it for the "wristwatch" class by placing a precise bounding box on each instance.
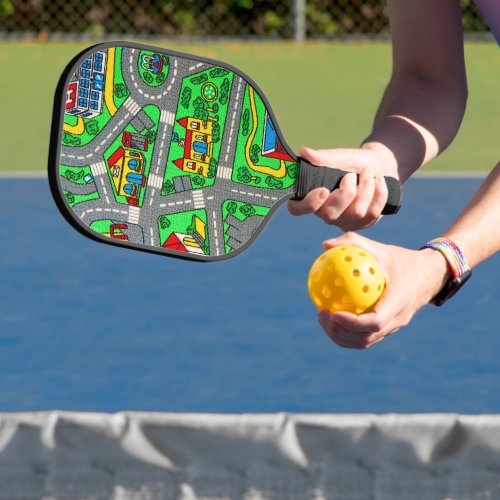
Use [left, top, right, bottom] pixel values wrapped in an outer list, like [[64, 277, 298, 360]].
[[421, 238, 472, 306]]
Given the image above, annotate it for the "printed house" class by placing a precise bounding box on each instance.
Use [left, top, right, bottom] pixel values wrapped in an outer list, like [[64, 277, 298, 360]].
[[173, 117, 213, 177]]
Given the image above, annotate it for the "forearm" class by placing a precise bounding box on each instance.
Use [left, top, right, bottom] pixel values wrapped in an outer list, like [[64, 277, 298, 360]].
[[441, 162, 500, 267], [362, 72, 467, 183]]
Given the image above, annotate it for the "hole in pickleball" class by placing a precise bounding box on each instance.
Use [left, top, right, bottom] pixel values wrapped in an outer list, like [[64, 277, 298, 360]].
[[322, 286, 332, 299], [327, 264, 335, 272], [352, 269, 360, 277], [359, 251, 366, 257], [378, 284, 382, 291], [342, 295, 351, 304], [344, 256, 352, 262], [369, 267, 375, 275], [334, 277, 344, 287], [333, 303, 341, 311], [313, 294, 323, 308], [362, 285, 369, 293], [356, 306, 365, 314], [313, 272, 321, 282]]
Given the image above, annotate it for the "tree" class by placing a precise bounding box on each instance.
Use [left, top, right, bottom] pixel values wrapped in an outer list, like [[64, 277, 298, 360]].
[[190, 74, 208, 85], [287, 163, 298, 180], [161, 55, 170, 65], [219, 78, 230, 105], [237, 166, 252, 184], [85, 120, 99, 136], [186, 214, 196, 234], [181, 87, 192, 109], [239, 204, 256, 217], [143, 72, 153, 84], [114, 83, 129, 99], [211, 103, 219, 113], [209, 67, 229, 78], [64, 191, 75, 205], [212, 122, 220, 143], [161, 180, 175, 195], [242, 109, 250, 136], [145, 130, 156, 144], [226, 201, 237, 215], [159, 215, 171, 229], [208, 158, 217, 179], [156, 72, 166, 84], [192, 176, 206, 187], [65, 169, 83, 183], [250, 144, 260, 164], [193, 96, 208, 121], [265, 176, 283, 189]]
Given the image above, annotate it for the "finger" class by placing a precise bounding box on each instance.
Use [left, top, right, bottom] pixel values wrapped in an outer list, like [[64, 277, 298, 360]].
[[319, 311, 370, 349], [342, 164, 376, 221], [363, 174, 389, 223], [288, 188, 330, 216], [315, 172, 357, 224], [322, 231, 370, 251], [299, 146, 366, 171]]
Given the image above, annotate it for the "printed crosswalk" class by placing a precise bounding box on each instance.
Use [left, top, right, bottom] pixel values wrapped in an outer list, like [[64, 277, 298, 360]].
[[192, 190, 205, 209], [128, 206, 141, 224], [148, 174, 163, 190], [90, 161, 107, 177], [123, 97, 141, 115], [160, 110, 176, 125], [218, 166, 232, 180]]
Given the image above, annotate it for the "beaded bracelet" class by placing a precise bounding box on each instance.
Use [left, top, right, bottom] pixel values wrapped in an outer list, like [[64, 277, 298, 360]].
[[421, 237, 472, 306]]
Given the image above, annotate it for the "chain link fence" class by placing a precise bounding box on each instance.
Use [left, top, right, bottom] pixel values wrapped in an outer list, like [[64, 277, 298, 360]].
[[0, 0, 491, 39]]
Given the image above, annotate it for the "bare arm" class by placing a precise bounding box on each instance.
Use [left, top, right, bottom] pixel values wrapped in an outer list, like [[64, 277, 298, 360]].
[[289, 0, 469, 227], [363, 0, 468, 181]]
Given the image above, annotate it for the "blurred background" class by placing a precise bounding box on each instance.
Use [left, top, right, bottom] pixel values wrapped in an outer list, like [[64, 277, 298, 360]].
[[0, 0, 491, 40]]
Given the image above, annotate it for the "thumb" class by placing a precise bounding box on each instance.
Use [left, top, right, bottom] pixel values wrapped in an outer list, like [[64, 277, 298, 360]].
[[299, 147, 364, 170]]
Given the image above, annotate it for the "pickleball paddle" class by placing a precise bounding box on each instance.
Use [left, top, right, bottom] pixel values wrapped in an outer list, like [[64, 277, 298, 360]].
[[48, 41, 401, 261]]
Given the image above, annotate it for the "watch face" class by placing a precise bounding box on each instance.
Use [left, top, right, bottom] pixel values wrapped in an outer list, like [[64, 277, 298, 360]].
[[432, 269, 472, 306]]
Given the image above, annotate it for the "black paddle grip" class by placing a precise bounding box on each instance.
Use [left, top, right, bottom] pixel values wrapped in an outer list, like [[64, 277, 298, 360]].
[[293, 158, 402, 215]]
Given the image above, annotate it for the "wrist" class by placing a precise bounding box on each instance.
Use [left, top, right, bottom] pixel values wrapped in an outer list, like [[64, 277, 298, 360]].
[[417, 248, 453, 303], [361, 141, 399, 178]]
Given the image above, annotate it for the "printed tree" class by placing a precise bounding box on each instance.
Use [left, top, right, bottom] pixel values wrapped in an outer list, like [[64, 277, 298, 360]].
[[250, 144, 260, 164], [114, 83, 129, 99], [85, 120, 99, 136], [190, 74, 208, 85], [219, 78, 230, 105], [287, 163, 298, 180], [192, 176, 206, 187], [181, 87, 192, 109], [208, 158, 217, 179], [239, 204, 256, 217], [242, 109, 250, 136], [161, 180, 175, 195], [226, 201, 237, 215], [159, 215, 171, 229], [212, 122, 220, 143]]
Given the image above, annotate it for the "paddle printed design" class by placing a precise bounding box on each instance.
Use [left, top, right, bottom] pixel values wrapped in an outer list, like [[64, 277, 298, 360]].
[[49, 42, 401, 261]]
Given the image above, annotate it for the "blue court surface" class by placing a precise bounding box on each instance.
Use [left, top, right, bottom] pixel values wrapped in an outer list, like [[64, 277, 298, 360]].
[[0, 176, 498, 413]]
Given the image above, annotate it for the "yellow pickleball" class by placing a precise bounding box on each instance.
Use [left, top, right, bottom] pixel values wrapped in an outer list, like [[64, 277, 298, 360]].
[[308, 245, 385, 314]]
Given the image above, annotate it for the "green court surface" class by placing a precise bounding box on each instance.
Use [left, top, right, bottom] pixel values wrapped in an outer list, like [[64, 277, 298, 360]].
[[0, 41, 497, 173]]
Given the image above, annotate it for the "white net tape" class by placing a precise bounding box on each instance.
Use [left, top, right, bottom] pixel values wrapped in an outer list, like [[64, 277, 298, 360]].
[[1, 412, 500, 499]]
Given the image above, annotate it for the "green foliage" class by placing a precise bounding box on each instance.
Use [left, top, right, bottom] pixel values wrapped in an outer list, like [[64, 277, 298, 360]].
[[159, 215, 171, 230], [209, 67, 229, 78], [239, 204, 256, 217], [85, 120, 99, 136], [190, 74, 208, 85], [161, 180, 175, 196], [64, 191, 75, 205], [114, 83, 129, 99], [65, 169, 83, 183], [186, 214, 196, 234], [161, 55, 170, 65], [287, 163, 298, 180], [143, 72, 153, 84], [219, 78, 230, 105], [211, 103, 219, 113], [192, 176, 206, 187], [265, 176, 284, 189], [62, 132, 81, 146], [208, 158, 217, 179], [212, 122, 220, 143], [181, 87, 192, 109], [226, 201, 237, 215], [250, 144, 260, 164], [145, 130, 156, 144], [193, 96, 208, 121], [237, 166, 252, 184], [156, 72, 166, 84], [242, 108, 250, 136]]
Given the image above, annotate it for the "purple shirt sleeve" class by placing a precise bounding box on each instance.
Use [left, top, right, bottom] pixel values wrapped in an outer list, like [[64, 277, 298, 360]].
[[473, 0, 500, 45]]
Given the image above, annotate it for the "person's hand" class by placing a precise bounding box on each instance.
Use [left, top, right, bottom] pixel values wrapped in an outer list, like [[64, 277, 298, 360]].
[[316, 232, 451, 349], [288, 145, 398, 231]]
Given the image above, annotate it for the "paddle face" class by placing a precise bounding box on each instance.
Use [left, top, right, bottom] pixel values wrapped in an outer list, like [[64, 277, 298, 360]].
[[49, 41, 300, 261]]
